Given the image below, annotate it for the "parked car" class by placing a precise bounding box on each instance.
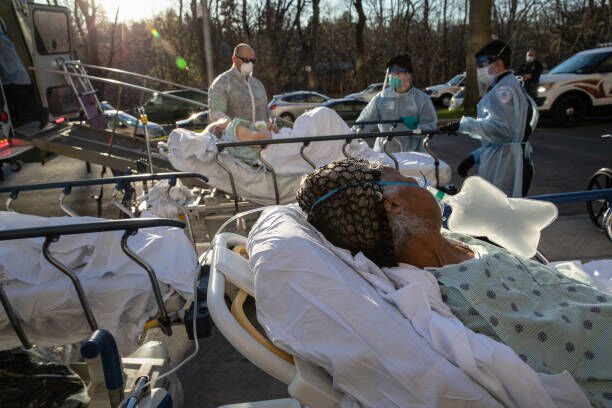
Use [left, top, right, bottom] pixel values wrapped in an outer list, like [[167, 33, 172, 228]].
[[448, 88, 464, 111], [175, 111, 209, 129], [103, 110, 166, 138], [99, 101, 114, 111], [536, 46, 612, 126], [143, 89, 207, 124], [447, 74, 525, 111], [268, 91, 330, 122], [345, 83, 385, 102], [425, 73, 465, 107], [320, 98, 368, 125]]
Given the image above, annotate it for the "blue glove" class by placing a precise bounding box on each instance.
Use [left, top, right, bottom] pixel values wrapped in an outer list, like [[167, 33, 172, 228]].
[[400, 115, 418, 130]]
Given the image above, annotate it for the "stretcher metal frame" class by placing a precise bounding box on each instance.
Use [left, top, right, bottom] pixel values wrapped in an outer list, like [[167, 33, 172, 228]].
[[0, 172, 209, 247], [215, 129, 462, 210], [530, 188, 612, 241], [0, 218, 186, 349]]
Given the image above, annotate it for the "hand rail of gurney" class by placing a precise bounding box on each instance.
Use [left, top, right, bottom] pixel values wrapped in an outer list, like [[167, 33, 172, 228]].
[[30, 66, 209, 111], [0, 217, 186, 349], [215, 129, 465, 210], [529, 188, 612, 241], [0, 172, 208, 242], [65, 60, 208, 99]]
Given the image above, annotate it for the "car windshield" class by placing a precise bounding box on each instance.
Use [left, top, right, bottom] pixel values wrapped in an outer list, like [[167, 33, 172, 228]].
[[447, 74, 464, 86], [118, 112, 138, 126], [549, 51, 610, 74]]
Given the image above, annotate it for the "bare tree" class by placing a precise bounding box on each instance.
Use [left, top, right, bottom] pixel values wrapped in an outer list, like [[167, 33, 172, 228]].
[[76, 0, 101, 65], [353, 0, 367, 88], [464, 0, 491, 110]]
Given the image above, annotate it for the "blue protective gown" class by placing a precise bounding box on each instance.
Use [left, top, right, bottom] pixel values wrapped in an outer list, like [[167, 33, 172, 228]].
[[0, 31, 30, 85], [354, 86, 437, 153], [459, 73, 536, 197]]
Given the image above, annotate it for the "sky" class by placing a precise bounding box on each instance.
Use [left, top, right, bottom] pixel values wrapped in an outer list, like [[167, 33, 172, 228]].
[[98, 0, 175, 22]]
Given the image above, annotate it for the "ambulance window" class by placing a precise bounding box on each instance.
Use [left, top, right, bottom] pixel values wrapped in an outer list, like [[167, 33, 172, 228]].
[[33, 10, 70, 55]]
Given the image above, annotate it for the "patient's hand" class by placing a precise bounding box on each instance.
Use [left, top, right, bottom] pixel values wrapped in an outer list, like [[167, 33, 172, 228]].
[[268, 121, 279, 133], [236, 126, 272, 141]]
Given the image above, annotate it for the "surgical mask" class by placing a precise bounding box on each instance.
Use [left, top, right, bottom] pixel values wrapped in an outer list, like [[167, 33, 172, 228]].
[[526, 55, 535, 63], [388, 75, 402, 90], [240, 62, 254, 76], [477, 65, 495, 88]]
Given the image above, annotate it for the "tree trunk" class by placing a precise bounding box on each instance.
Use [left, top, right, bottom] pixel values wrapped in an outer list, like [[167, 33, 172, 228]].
[[242, 0, 251, 39], [464, 0, 491, 111], [307, 0, 320, 89], [107, 8, 120, 67], [442, 0, 449, 80], [353, 0, 366, 89], [77, 0, 100, 65]]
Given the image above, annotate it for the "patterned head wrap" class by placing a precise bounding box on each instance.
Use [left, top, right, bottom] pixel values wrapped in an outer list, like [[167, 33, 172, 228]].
[[296, 159, 397, 267]]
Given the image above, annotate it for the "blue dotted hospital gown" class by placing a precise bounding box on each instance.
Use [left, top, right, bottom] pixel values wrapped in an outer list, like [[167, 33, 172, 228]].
[[219, 118, 262, 166], [433, 231, 611, 407]]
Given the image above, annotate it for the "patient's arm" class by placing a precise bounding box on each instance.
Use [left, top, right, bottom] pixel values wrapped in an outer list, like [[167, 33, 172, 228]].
[[235, 125, 272, 141]]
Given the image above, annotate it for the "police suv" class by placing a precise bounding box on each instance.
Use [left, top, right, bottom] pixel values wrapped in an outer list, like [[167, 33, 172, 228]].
[[536, 46, 612, 126]]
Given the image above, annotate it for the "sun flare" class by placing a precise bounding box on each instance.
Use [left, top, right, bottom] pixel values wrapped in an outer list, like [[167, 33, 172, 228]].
[[97, 0, 173, 22]]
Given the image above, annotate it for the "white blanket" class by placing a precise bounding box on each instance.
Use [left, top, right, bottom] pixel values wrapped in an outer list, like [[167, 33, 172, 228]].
[[166, 107, 451, 205], [248, 205, 590, 408], [0, 212, 198, 353]]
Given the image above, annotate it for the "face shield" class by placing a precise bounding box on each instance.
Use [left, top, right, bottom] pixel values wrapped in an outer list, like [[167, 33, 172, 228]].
[[384, 66, 411, 92]]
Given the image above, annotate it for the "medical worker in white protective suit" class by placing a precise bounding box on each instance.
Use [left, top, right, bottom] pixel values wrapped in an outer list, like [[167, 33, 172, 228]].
[[353, 54, 438, 153], [441, 40, 537, 197], [208, 43, 274, 128]]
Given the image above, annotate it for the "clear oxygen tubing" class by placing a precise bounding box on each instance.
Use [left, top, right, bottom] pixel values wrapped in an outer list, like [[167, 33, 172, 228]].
[[117, 206, 268, 407]]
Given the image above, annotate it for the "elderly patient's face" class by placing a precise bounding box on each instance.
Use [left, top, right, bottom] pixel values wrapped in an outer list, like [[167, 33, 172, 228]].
[[380, 167, 442, 234]]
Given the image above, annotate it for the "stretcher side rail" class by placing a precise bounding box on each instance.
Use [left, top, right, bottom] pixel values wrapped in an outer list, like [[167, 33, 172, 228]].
[[29, 67, 209, 111], [215, 129, 466, 206], [0, 218, 186, 349], [528, 189, 612, 203], [0, 172, 209, 237], [530, 188, 612, 241], [0, 172, 209, 199], [65, 61, 208, 99]]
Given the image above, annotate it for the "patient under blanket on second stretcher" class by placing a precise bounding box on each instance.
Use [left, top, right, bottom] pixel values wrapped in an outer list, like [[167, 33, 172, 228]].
[[0, 212, 199, 354], [165, 107, 451, 205]]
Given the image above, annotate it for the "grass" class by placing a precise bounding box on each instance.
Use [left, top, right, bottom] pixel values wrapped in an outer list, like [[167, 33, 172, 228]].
[[436, 107, 476, 121]]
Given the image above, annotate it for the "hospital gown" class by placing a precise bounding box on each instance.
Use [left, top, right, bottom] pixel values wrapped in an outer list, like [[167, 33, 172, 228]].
[[218, 117, 262, 166], [430, 231, 611, 408], [459, 73, 533, 197], [354, 86, 437, 153]]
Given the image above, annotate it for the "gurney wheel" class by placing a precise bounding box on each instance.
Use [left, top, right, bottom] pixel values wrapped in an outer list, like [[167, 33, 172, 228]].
[[586, 168, 612, 230]]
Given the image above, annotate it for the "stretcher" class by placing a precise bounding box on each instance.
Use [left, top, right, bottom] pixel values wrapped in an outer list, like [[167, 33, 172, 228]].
[[207, 187, 612, 407], [163, 128, 457, 210], [0, 217, 205, 408]]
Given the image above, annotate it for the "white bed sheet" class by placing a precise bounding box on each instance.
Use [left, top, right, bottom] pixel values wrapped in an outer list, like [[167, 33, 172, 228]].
[[166, 108, 451, 205], [247, 205, 590, 408], [0, 212, 198, 353]]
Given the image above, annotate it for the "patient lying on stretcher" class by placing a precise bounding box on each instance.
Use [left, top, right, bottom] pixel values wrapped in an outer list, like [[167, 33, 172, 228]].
[[204, 117, 272, 166], [292, 158, 611, 407]]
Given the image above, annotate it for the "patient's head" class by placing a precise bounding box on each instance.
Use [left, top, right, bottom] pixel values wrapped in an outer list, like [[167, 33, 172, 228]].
[[297, 158, 442, 267], [296, 159, 396, 266]]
